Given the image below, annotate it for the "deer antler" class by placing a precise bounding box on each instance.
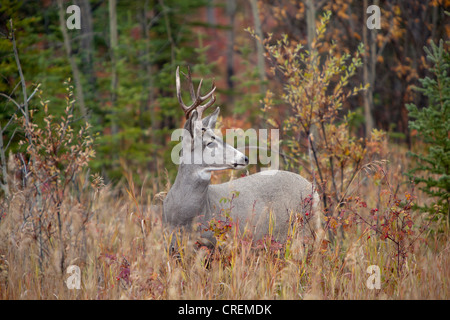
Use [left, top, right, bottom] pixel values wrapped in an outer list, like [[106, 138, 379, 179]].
[[176, 66, 216, 119]]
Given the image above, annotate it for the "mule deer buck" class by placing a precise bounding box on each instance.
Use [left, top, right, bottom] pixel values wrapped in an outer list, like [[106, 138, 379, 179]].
[[163, 66, 324, 248]]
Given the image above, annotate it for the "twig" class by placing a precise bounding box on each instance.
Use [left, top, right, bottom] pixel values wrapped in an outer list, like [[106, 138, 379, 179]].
[[0, 93, 27, 118], [0, 122, 9, 197], [27, 85, 40, 103], [9, 20, 29, 119]]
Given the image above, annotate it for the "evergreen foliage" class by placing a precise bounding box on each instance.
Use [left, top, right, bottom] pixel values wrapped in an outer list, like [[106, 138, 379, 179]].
[[406, 40, 450, 217]]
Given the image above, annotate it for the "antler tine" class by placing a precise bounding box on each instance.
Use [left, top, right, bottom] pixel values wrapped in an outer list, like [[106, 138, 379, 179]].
[[196, 95, 216, 120], [176, 66, 189, 113], [196, 79, 216, 119], [195, 80, 216, 120], [176, 66, 217, 119], [196, 78, 204, 99], [200, 79, 216, 100]]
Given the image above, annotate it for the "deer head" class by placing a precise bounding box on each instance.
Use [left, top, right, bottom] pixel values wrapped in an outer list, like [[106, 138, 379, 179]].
[[176, 66, 248, 175]]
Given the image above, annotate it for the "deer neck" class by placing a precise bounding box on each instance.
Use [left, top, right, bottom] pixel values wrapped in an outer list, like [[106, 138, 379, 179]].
[[166, 163, 212, 223], [173, 163, 211, 191]]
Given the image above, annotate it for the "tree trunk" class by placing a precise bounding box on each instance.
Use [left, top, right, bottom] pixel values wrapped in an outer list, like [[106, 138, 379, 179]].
[[207, 0, 216, 26], [159, 0, 175, 65], [249, 0, 265, 89], [75, 0, 96, 90], [0, 123, 9, 198], [109, 0, 119, 136], [57, 0, 88, 120], [305, 0, 316, 51], [226, 0, 236, 91], [140, 0, 158, 171], [363, 0, 375, 137]]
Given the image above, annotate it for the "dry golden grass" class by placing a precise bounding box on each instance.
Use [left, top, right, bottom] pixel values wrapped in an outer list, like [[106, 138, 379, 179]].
[[0, 145, 449, 300]]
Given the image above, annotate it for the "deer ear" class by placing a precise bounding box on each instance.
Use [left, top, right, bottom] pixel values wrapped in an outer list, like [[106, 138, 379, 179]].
[[202, 107, 220, 129], [184, 110, 198, 138]]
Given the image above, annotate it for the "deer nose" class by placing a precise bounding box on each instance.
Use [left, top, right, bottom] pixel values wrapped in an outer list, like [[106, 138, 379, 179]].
[[244, 156, 249, 164]]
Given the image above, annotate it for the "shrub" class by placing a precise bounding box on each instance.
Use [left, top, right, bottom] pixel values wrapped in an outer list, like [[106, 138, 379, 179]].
[[4, 80, 96, 274], [249, 11, 386, 218], [406, 40, 450, 218]]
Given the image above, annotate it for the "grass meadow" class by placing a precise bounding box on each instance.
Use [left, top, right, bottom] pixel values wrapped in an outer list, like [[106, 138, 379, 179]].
[[0, 142, 448, 300]]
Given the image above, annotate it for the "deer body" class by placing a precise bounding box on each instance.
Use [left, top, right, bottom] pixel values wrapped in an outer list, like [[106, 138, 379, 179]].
[[163, 67, 323, 247], [164, 166, 320, 245]]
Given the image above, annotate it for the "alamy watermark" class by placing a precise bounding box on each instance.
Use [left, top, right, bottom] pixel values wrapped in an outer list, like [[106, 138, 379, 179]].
[[366, 265, 381, 290], [65, 4, 382, 31], [66, 265, 81, 290], [366, 4, 381, 30], [66, 5, 81, 30], [170, 124, 279, 174]]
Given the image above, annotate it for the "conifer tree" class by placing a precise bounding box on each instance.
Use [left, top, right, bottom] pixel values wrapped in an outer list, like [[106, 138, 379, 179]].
[[406, 39, 450, 218]]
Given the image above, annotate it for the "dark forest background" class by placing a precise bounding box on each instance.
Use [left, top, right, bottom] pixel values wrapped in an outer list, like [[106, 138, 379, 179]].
[[0, 0, 448, 185]]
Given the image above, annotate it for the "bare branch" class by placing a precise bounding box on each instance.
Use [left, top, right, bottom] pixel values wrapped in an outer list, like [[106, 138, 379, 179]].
[[9, 19, 29, 119]]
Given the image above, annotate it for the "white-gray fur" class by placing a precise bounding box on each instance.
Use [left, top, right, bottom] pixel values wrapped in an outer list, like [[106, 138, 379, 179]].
[[163, 107, 323, 247]]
